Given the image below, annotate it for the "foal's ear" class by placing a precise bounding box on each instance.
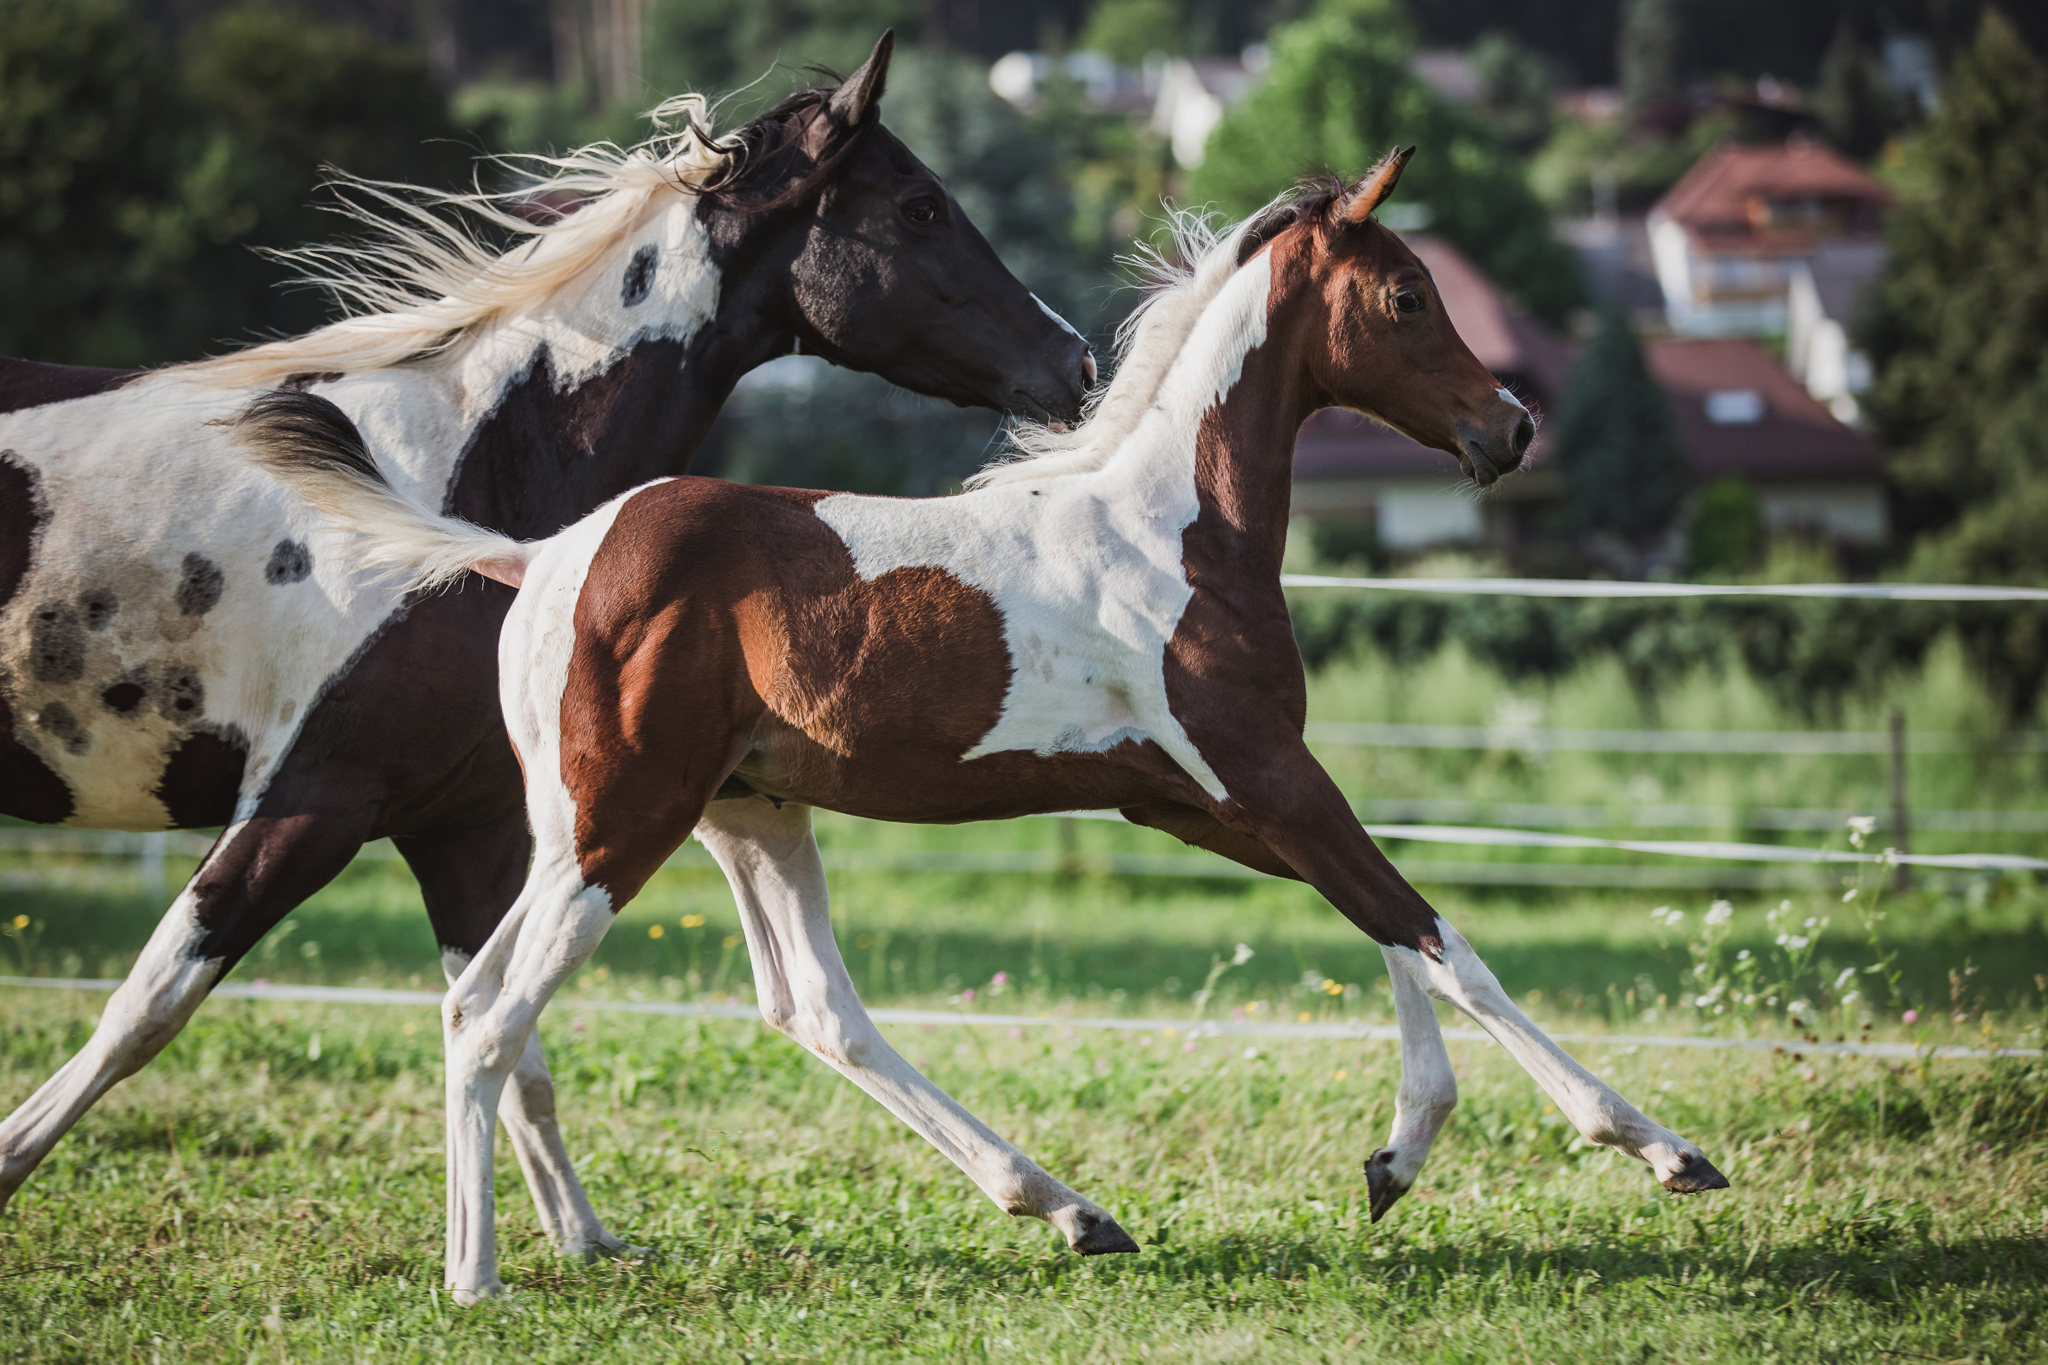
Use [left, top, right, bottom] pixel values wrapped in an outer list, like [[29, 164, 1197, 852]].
[[828, 30, 895, 127], [1341, 145, 1417, 225]]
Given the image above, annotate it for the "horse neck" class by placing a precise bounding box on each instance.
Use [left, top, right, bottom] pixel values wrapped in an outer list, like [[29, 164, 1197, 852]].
[[362, 210, 782, 540], [1102, 258, 1318, 580]]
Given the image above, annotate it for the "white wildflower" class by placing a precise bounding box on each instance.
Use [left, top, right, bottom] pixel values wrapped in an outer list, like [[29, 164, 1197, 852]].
[[1233, 943, 1255, 966], [1841, 888, 1859, 903], [1833, 967, 1857, 990], [1737, 949, 1751, 961], [1705, 901, 1733, 926]]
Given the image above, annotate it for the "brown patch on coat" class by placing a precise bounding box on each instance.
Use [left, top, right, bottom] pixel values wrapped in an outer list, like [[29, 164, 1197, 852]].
[[558, 480, 1213, 903]]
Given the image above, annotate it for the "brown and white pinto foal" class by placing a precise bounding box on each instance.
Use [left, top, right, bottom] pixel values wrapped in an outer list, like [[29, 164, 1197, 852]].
[[237, 148, 1727, 1303]]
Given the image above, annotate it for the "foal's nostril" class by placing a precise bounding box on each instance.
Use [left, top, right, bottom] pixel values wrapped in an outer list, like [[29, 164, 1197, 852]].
[[1511, 414, 1535, 461]]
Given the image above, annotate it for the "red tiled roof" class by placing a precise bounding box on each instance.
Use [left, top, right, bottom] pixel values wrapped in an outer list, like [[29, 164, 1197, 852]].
[[1653, 140, 1889, 234], [1647, 338, 1883, 481]]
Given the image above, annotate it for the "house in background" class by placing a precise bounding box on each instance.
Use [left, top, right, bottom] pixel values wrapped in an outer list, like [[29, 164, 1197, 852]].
[[1292, 241, 1889, 556], [1647, 337, 1888, 544], [1649, 139, 1890, 337], [1785, 247, 1882, 424]]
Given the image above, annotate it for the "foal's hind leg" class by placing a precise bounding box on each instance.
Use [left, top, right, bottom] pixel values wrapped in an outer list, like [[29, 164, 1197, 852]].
[[439, 856, 617, 1304], [0, 809, 370, 1211], [399, 821, 633, 1262], [697, 797, 1138, 1255], [1364, 945, 1458, 1221]]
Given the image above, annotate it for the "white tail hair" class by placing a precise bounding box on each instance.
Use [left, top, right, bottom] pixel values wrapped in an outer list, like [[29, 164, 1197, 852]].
[[177, 94, 744, 389], [232, 390, 534, 594]]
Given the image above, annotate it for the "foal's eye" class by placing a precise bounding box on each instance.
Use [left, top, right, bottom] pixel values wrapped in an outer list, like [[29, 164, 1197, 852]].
[[1394, 289, 1425, 315], [903, 197, 940, 224]]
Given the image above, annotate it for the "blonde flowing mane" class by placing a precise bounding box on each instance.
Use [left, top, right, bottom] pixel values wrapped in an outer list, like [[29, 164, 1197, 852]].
[[175, 95, 746, 389], [966, 203, 1261, 490]]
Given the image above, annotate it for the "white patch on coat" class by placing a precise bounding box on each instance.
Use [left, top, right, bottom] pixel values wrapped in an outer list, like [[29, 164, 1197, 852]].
[[0, 208, 718, 830], [813, 252, 1274, 800]]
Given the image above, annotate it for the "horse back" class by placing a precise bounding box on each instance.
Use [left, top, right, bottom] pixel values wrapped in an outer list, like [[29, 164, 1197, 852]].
[[0, 358, 142, 415]]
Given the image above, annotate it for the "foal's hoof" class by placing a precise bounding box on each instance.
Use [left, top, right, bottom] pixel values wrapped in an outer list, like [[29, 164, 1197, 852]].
[[1660, 1151, 1731, 1194], [1068, 1212, 1141, 1255], [1364, 1148, 1411, 1223]]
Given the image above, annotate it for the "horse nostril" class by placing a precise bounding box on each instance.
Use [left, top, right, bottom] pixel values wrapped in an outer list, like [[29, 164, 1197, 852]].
[[1511, 414, 1535, 460], [1082, 353, 1098, 388]]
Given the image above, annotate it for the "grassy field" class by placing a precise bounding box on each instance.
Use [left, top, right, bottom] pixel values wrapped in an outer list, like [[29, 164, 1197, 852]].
[[2, 627, 2045, 1359]]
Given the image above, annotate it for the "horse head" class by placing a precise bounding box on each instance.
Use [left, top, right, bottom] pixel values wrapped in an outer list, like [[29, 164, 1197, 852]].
[[1257, 148, 1534, 486], [702, 32, 1093, 425]]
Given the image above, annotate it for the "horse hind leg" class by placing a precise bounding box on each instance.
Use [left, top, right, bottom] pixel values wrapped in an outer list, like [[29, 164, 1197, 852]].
[[439, 853, 618, 1304], [696, 795, 1138, 1255], [399, 822, 633, 1263], [0, 806, 371, 1211]]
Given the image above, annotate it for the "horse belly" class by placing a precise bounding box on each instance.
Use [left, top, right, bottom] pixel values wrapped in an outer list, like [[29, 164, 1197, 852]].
[[0, 385, 401, 829]]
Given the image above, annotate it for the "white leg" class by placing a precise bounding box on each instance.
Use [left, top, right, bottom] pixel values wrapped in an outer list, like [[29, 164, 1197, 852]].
[[1391, 916, 1729, 1193], [1362, 944, 1458, 1220], [441, 950, 630, 1261], [696, 798, 1138, 1254], [441, 858, 617, 1304], [0, 890, 220, 1209]]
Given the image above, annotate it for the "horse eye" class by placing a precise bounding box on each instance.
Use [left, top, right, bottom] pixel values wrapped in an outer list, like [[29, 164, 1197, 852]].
[[903, 198, 940, 224], [1395, 289, 1425, 315]]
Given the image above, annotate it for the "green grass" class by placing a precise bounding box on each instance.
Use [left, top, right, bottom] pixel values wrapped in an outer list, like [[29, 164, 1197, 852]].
[[1, 984, 2043, 1362], [3, 628, 2045, 1358]]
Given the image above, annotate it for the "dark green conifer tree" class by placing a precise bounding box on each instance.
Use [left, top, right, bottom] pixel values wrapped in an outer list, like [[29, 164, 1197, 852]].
[[1865, 9, 2048, 582], [1550, 303, 1688, 569]]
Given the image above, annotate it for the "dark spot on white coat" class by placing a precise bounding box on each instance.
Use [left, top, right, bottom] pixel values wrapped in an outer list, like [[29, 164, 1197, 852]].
[[155, 723, 247, 829], [102, 666, 151, 715], [79, 588, 118, 630], [29, 601, 85, 682], [264, 539, 313, 584], [36, 700, 87, 755], [175, 553, 224, 616], [621, 245, 658, 307], [158, 666, 204, 720]]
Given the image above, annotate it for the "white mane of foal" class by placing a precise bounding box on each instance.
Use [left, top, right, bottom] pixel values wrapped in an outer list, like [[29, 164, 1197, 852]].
[[966, 203, 1260, 490], [173, 94, 744, 389]]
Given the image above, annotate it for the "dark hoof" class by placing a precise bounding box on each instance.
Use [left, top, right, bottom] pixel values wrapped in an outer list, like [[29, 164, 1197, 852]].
[[1070, 1213, 1141, 1255], [1364, 1148, 1410, 1223], [1661, 1151, 1731, 1194]]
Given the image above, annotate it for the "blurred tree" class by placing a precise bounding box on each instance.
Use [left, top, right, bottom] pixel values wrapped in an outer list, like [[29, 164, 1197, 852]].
[[1470, 30, 1553, 155], [0, 0, 188, 365], [1550, 303, 1687, 566], [0, 0, 473, 367], [1078, 0, 1183, 64], [1188, 7, 1581, 324], [1686, 477, 1763, 577], [1617, 0, 1679, 131], [1814, 20, 1906, 161], [1866, 9, 2048, 584]]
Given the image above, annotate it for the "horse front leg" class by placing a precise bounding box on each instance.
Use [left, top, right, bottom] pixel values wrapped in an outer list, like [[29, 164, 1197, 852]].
[[0, 802, 372, 1212], [697, 796, 1139, 1255], [1123, 799, 1456, 1220], [1206, 746, 1729, 1203]]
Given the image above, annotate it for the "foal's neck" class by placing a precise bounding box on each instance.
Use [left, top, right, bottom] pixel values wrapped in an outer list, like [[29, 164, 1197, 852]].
[[1180, 320, 1320, 581]]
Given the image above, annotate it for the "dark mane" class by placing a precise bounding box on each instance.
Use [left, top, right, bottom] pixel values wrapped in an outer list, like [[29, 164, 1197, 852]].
[[708, 86, 879, 214], [1235, 176, 1348, 264]]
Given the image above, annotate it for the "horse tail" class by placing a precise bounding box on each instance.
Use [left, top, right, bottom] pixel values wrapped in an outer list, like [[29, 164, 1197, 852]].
[[232, 390, 535, 592]]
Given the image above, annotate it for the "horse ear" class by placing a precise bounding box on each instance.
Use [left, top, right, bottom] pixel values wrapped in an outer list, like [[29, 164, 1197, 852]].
[[828, 30, 895, 127], [1341, 146, 1416, 225]]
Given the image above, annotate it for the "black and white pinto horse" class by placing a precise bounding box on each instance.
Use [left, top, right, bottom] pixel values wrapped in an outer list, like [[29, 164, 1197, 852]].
[[0, 34, 1091, 1254]]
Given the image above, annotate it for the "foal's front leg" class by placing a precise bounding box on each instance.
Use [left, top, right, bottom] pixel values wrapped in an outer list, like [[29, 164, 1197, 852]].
[[1206, 748, 1728, 1201], [695, 797, 1139, 1254]]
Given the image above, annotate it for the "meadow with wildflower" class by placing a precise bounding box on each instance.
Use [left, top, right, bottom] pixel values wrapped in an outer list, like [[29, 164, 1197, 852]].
[[2, 625, 2043, 1357]]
